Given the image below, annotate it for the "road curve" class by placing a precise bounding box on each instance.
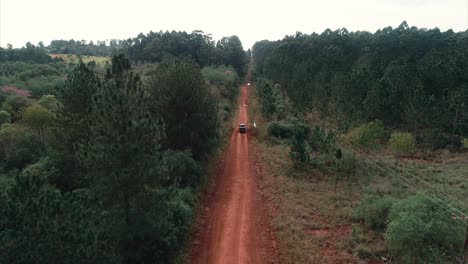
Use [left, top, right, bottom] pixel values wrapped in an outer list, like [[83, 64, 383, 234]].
[[191, 76, 277, 264]]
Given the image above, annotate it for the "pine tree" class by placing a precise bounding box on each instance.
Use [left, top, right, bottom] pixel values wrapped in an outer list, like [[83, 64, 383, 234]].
[[80, 54, 166, 263], [55, 60, 100, 191], [148, 58, 218, 159]]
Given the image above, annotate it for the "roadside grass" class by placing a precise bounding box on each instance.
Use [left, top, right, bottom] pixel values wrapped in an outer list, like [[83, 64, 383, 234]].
[[248, 82, 468, 263], [249, 84, 359, 263]]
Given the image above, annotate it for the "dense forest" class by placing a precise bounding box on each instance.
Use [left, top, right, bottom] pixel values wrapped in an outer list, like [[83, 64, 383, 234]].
[[0, 30, 247, 263], [253, 21, 468, 147]]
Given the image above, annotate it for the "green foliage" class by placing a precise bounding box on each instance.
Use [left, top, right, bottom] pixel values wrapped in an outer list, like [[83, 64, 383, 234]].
[[420, 128, 451, 150], [0, 62, 67, 98], [309, 126, 336, 154], [463, 138, 468, 149], [0, 124, 43, 170], [252, 24, 468, 138], [81, 54, 180, 262], [202, 65, 239, 100], [267, 121, 293, 138], [2, 96, 32, 121], [124, 31, 246, 72], [256, 78, 277, 116], [346, 121, 385, 148], [0, 175, 117, 263], [0, 110, 11, 125], [54, 60, 100, 191], [38, 94, 59, 111], [0, 43, 52, 63], [137, 188, 193, 263], [388, 132, 415, 157], [289, 121, 310, 167], [215, 35, 246, 75], [164, 150, 201, 188], [202, 65, 238, 85], [20, 104, 54, 146], [385, 194, 465, 263], [48, 39, 119, 56], [148, 59, 218, 159], [353, 195, 397, 229]]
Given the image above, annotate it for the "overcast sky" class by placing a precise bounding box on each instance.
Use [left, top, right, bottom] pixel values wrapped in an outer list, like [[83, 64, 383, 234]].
[[0, 0, 467, 50]]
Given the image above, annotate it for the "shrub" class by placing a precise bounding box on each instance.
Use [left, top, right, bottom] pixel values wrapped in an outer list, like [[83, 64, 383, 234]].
[[388, 132, 415, 157], [346, 121, 385, 148], [0, 110, 11, 125], [385, 194, 465, 264], [38, 94, 59, 111], [353, 194, 397, 229], [201, 65, 238, 85], [0, 124, 43, 169], [354, 244, 373, 259], [290, 121, 310, 167], [2, 96, 32, 121], [267, 121, 293, 138], [463, 138, 468, 149], [420, 128, 450, 150], [310, 126, 336, 154]]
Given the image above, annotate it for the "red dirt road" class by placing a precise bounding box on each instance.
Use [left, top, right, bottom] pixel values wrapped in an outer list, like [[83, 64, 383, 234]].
[[191, 80, 278, 264]]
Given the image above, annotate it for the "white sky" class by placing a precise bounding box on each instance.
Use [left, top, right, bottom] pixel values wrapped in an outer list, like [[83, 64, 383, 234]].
[[0, 0, 467, 50]]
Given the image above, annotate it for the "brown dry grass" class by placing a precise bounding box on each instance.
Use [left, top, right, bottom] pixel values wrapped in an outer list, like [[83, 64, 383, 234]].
[[248, 84, 362, 264]]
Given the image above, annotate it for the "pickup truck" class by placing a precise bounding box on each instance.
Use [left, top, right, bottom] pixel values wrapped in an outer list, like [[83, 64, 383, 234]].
[[239, 123, 246, 133]]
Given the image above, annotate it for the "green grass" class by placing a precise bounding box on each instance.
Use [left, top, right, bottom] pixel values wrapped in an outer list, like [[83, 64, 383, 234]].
[[249, 84, 359, 263]]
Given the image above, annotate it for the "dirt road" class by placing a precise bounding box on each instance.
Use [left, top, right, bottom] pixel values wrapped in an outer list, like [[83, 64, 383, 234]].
[[191, 78, 278, 264]]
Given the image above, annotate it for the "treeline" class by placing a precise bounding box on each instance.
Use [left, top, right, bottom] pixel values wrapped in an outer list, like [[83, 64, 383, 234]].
[[125, 31, 247, 75], [253, 22, 468, 145], [0, 54, 238, 263], [10, 31, 248, 76], [48, 39, 122, 56], [0, 42, 54, 64]]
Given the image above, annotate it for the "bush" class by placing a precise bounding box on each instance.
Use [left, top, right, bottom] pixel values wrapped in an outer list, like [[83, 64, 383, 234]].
[[201, 65, 238, 85], [310, 126, 335, 154], [0, 124, 43, 169], [0, 110, 11, 125], [289, 121, 310, 167], [420, 128, 450, 150], [354, 244, 373, 259], [353, 194, 397, 229], [267, 121, 293, 138], [388, 131, 415, 157], [385, 194, 465, 264], [463, 138, 468, 149], [2, 96, 32, 121], [346, 121, 385, 148], [202, 65, 238, 100]]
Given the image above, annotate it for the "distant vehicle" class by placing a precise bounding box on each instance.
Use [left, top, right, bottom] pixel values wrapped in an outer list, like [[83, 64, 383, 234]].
[[239, 123, 246, 133]]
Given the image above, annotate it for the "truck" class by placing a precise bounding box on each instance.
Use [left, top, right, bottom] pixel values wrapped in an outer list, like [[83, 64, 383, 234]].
[[239, 123, 246, 133]]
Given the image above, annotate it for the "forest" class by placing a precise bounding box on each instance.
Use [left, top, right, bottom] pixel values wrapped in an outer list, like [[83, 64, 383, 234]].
[[251, 22, 467, 264], [0, 21, 467, 264], [0, 30, 246, 263], [253, 21, 467, 142]]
